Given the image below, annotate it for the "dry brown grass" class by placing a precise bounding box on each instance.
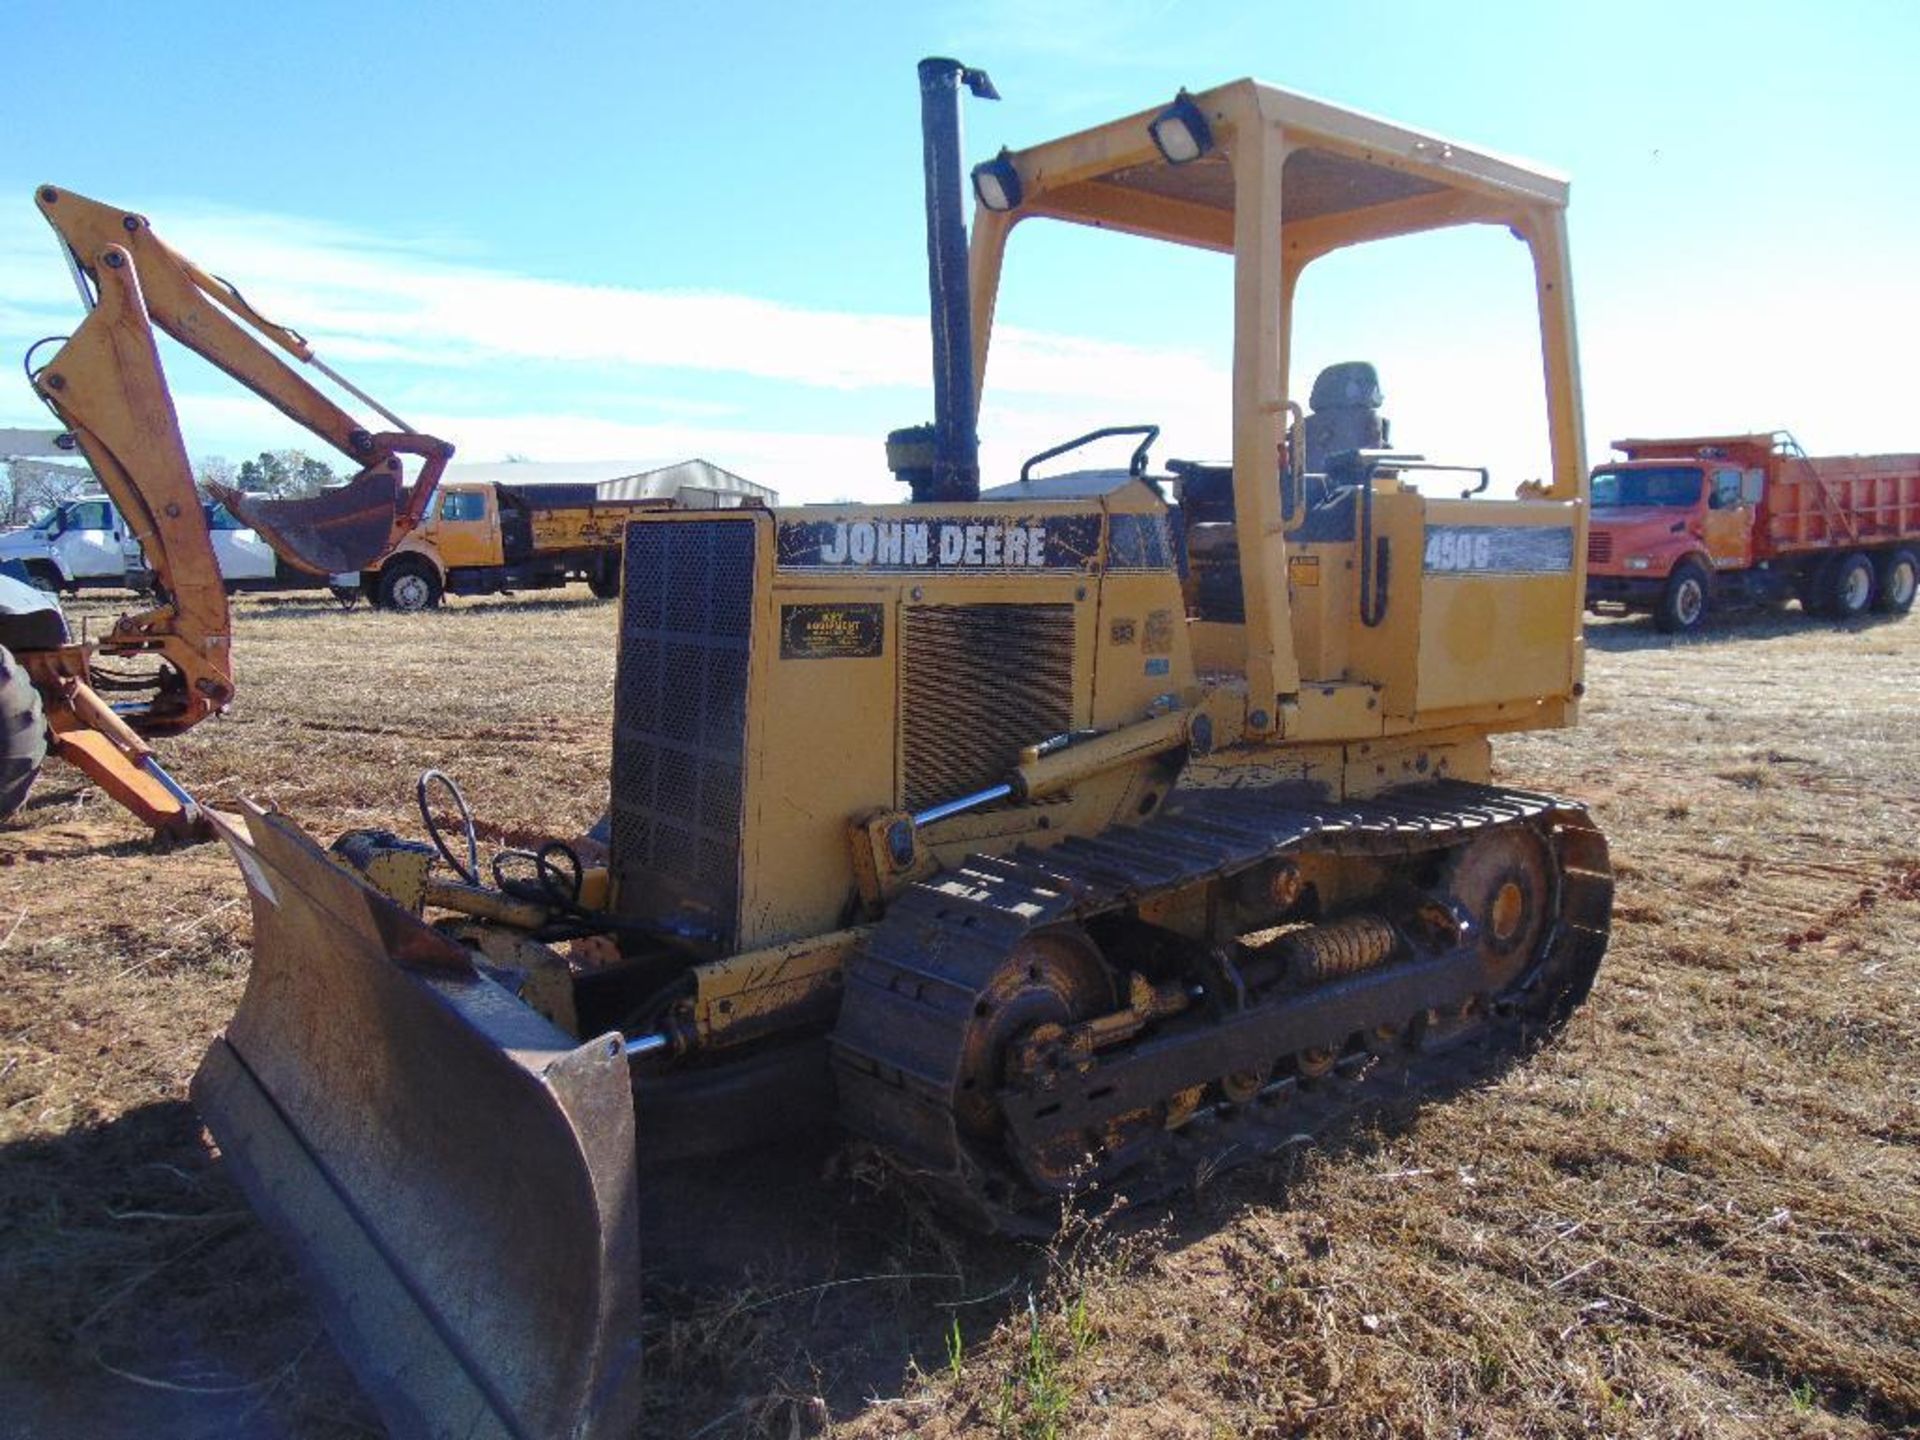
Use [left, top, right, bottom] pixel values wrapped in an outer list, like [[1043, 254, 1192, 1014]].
[[2, 591, 1916, 1439]]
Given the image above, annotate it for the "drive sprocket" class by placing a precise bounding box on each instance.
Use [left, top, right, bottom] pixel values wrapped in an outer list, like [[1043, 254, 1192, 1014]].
[[1438, 820, 1554, 994]]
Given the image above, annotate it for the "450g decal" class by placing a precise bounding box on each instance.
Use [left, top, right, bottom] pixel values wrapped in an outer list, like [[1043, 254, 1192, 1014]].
[[1423, 524, 1574, 575]]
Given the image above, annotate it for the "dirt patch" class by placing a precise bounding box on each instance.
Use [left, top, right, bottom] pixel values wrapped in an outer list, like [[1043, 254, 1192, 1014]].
[[3, 594, 1917, 1437]]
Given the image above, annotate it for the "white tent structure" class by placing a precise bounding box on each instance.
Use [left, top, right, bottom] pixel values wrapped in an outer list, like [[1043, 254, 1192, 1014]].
[[595, 458, 774, 508], [1, 429, 95, 526], [0, 428, 79, 460], [439, 458, 776, 509]]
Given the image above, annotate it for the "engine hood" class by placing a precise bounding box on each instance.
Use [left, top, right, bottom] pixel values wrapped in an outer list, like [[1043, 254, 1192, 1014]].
[[0, 529, 53, 561]]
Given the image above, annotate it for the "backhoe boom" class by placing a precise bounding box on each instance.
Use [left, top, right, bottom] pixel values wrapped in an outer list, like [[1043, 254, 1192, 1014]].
[[32, 186, 453, 578], [6, 186, 454, 839]]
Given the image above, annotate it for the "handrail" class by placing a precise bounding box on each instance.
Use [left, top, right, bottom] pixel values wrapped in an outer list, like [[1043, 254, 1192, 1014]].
[[1019, 424, 1160, 484], [1281, 400, 1307, 527]]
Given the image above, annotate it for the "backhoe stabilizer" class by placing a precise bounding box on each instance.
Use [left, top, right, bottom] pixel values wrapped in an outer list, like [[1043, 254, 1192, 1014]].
[[192, 805, 646, 1440]]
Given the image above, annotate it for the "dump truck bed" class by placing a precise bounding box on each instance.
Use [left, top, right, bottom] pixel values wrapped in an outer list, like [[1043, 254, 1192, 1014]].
[[1759, 453, 1920, 558], [1612, 435, 1920, 560], [506, 492, 672, 559]]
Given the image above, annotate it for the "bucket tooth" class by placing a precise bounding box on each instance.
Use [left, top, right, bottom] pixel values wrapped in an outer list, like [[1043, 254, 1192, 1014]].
[[193, 805, 645, 1440]]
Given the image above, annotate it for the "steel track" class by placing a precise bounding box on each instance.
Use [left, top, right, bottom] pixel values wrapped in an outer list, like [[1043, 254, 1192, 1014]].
[[830, 781, 1612, 1231]]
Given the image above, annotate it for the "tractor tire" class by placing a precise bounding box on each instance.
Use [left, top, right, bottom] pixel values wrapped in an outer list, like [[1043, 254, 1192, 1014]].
[[1654, 559, 1711, 634], [0, 646, 48, 822], [1825, 551, 1876, 619], [1872, 547, 1917, 615], [587, 562, 621, 601], [376, 558, 443, 613]]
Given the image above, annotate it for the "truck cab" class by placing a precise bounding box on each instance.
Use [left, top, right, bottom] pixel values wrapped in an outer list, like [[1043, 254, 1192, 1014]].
[[412, 484, 501, 571], [1585, 449, 1766, 630], [0, 493, 131, 591], [364, 483, 505, 610]]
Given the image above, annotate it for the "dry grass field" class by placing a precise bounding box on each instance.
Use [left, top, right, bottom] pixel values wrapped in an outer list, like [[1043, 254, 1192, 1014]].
[[1, 589, 1915, 1439]]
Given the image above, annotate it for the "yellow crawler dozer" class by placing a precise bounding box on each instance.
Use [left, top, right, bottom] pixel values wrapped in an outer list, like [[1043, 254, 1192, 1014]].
[[193, 59, 1612, 1439]]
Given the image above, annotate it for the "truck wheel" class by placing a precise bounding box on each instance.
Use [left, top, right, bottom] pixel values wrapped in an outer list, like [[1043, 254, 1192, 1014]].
[[587, 563, 620, 601], [1872, 547, 1917, 615], [1825, 552, 1876, 618], [0, 646, 48, 822], [1654, 560, 1711, 633], [23, 562, 61, 595], [377, 559, 443, 613]]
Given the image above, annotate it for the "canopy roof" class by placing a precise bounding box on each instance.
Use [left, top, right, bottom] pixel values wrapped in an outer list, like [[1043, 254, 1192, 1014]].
[[1000, 78, 1568, 255]]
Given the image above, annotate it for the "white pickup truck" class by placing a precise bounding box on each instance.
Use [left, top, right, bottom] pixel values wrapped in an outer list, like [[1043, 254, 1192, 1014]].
[[0, 492, 337, 594], [0, 494, 139, 591]]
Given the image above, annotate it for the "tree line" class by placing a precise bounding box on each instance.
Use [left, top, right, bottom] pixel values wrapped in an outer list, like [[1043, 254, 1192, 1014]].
[[0, 449, 339, 526]]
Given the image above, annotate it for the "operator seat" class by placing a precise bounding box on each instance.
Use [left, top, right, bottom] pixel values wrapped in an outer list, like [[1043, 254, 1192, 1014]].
[[1169, 360, 1389, 525], [1290, 360, 1388, 543], [1302, 360, 1387, 478], [1174, 360, 1389, 622]]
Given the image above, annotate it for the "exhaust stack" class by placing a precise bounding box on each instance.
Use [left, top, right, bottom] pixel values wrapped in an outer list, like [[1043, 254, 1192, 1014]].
[[889, 57, 998, 504]]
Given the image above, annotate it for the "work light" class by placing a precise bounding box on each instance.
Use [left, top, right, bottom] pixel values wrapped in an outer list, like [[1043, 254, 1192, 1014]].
[[971, 149, 1023, 212], [1149, 91, 1214, 164]]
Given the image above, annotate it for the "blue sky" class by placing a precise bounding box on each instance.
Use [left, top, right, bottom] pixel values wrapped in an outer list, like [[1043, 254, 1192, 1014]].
[[2, 0, 1916, 502]]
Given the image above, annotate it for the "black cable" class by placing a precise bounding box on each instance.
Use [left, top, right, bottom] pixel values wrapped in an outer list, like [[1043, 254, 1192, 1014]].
[[415, 769, 479, 885], [23, 336, 67, 386], [491, 839, 583, 909], [412, 769, 715, 944]]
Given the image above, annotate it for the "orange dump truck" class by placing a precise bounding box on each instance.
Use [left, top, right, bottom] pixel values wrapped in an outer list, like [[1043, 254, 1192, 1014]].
[[1583, 433, 1920, 632]]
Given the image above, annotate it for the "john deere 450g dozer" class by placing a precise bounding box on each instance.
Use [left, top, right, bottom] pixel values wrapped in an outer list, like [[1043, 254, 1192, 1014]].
[[193, 61, 1612, 1439]]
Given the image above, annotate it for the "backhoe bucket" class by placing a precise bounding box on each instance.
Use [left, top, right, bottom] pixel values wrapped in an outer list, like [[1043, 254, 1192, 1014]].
[[192, 805, 646, 1440], [211, 466, 412, 577]]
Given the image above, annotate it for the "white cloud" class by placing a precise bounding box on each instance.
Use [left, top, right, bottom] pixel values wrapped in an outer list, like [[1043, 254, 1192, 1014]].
[[0, 197, 1232, 501], [37, 189, 1906, 509], [1, 201, 1222, 400]]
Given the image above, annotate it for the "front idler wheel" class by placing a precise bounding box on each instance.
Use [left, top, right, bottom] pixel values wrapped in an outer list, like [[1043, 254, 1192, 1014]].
[[958, 926, 1116, 1192]]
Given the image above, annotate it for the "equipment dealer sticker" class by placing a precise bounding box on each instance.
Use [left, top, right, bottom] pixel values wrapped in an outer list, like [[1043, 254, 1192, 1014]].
[[780, 603, 884, 659]]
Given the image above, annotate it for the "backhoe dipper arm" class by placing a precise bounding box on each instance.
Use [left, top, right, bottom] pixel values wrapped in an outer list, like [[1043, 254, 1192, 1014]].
[[29, 238, 234, 739], [32, 186, 453, 576]]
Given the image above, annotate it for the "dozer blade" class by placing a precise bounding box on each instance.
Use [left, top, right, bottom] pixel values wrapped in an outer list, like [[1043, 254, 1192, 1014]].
[[210, 466, 409, 577], [192, 804, 645, 1440]]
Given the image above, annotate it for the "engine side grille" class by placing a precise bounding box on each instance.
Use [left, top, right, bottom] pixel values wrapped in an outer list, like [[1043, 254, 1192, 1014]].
[[1587, 529, 1613, 564], [901, 604, 1074, 813], [611, 518, 757, 947]]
